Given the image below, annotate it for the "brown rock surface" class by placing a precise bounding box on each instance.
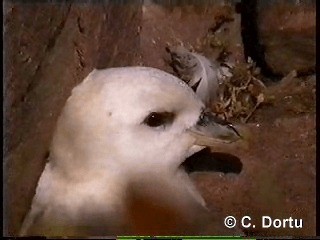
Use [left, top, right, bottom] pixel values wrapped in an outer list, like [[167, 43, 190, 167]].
[[257, 1, 316, 75], [3, 1, 316, 237], [4, 1, 141, 235]]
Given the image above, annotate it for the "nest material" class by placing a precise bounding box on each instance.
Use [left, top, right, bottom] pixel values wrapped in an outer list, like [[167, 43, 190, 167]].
[[212, 59, 266, 123], [165, 43, 266, 123]]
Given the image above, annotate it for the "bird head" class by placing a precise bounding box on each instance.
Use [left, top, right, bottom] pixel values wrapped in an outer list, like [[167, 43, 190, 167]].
[[50, 67, 241, 178]]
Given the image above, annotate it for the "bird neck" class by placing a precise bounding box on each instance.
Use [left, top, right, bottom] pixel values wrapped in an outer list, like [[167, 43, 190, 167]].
[[37, 160, 128, 216]]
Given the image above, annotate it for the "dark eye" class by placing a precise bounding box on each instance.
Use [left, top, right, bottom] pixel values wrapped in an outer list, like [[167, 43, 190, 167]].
[[143, 112, 175, 128]]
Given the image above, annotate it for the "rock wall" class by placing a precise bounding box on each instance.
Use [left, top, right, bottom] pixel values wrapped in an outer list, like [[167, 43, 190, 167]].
[[3, 0, 316, 236], [4, 1, 142, 235], [257, 0, 316, 76]]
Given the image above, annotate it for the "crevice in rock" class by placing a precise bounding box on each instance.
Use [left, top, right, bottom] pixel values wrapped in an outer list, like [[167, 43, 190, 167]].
[[45, 3, 72, 52], [22, 3, 72, 98], [183, 148, 243, 174], [239, 0, 282, 81]]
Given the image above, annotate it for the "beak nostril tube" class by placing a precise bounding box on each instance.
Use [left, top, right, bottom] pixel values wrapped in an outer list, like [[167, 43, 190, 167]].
[[190, 109, 242, 146]]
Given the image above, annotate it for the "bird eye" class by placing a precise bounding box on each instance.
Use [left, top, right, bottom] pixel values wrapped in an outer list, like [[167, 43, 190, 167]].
[[143, 112, 175, 128]]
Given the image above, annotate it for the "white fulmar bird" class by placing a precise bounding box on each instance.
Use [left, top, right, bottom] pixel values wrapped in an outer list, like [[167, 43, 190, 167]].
[[20, 67, 241, 236]]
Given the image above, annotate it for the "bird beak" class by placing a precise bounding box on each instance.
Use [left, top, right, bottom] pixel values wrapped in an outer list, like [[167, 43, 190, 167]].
[[188, 110, 242, 147]]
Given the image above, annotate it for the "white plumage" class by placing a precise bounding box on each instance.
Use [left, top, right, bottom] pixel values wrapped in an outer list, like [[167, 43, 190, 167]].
[[20, 67, 241, 236]]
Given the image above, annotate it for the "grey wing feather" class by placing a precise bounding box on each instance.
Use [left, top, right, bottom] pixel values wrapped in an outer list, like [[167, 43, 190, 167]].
[[167, 46, 220, 105]]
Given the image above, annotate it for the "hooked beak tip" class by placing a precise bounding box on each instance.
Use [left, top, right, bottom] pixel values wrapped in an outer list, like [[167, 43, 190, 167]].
[[189, 110, 245, 147]]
